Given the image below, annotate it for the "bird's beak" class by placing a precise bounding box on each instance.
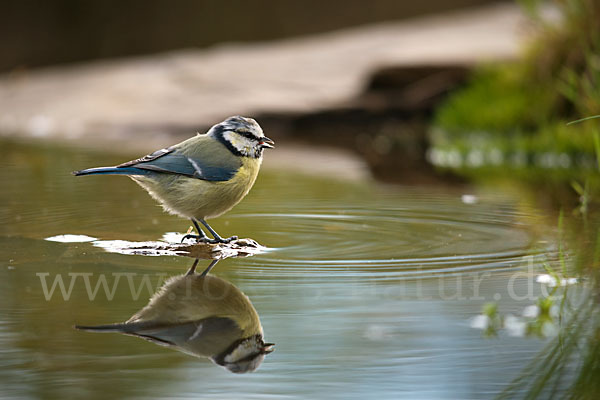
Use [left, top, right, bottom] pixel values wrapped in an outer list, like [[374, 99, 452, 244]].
[[261, 343, 275, 354], [259, 137, 275, 149]]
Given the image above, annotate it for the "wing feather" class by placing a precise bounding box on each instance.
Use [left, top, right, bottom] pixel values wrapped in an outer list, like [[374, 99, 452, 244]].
[[123, 317, 242, 351], [116, 145, 239, 181]]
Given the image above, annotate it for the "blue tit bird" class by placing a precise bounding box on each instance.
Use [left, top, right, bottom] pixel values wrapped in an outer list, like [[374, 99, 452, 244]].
[[75, 259, 274, 373], [73, 116, 274, 243]]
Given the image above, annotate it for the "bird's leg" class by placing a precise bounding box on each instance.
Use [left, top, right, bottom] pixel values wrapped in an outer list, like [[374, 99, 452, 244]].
[[186, 259, 218, 277], [199, 259, 219, 277], [181, 219, 211, 243], [199, 218, 238, 244], [185, 259, 199, 276]]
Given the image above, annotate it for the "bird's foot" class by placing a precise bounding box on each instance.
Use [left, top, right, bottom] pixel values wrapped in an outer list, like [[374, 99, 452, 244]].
[[181, 234, 211, 243], [211, 235, 238, 244], [181, 234, 238, 244]]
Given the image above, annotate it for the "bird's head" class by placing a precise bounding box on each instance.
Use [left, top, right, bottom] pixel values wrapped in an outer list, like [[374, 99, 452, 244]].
[[210, 116, 274, 158], [212, 334, 275, 373]]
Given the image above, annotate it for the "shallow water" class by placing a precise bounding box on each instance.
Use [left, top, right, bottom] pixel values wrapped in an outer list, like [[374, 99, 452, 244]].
[[0, 139, 574, 399]]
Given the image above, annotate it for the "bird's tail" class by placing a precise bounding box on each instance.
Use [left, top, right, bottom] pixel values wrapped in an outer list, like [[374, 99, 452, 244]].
[[72, 166, 148, 176], [74, 319, 157, 333], [74, 322, 130, 333]]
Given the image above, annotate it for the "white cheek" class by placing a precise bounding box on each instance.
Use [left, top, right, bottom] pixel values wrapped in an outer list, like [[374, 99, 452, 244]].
[[224, 132, 255, 154]]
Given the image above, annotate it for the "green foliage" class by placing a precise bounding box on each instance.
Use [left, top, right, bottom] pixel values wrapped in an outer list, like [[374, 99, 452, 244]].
[[495, 193, 600, 399], [481, 302, 502, 337], [432, 0, 600, 166], [435, 65, 557, 136]]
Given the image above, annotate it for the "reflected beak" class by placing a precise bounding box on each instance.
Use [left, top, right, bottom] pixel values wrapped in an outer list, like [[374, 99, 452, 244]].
[[259, 137, 275, 149]]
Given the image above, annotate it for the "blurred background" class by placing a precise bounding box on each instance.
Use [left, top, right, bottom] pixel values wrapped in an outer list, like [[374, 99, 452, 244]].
[[1, 1, 599, 399], [1, 0, 497, 71]]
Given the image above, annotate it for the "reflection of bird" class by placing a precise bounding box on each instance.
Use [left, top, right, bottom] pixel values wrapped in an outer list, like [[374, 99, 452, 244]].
[[75, 260, 274, 373], [73, 116, 274, 243]]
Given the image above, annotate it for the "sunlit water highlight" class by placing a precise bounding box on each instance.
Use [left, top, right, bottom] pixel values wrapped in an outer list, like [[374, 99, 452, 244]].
[[0, 140, 575, 399]]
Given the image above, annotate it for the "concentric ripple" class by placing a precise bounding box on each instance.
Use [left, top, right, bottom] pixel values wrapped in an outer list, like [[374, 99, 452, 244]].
[[230, 191, 551, 279]]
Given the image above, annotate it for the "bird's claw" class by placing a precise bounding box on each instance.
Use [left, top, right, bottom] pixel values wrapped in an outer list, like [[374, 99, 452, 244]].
[[181, 234, 211, 243], [217, 235, 238, 244], [181, 234, 238, 244]]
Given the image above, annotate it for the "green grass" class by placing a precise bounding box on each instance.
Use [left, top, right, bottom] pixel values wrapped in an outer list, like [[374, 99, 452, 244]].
[[431, 0, 600, 173]]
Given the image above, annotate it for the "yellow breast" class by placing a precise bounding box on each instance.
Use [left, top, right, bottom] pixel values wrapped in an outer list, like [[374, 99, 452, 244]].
[[133, 156, 262, 220]]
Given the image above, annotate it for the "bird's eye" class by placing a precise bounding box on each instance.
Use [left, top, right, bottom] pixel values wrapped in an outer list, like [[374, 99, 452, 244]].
[[236, 131, 258, 140]]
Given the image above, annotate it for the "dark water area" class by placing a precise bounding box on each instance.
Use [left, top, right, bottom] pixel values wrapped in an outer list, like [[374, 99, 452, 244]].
[[0, 139, 590, 399]]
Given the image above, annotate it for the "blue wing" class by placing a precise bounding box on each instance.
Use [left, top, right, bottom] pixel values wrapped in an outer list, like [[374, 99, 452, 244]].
[[76, 316, 241, 350], [127, 152, 238, 181], [75, 145, 239, 182], [130, 317, 240, 347]]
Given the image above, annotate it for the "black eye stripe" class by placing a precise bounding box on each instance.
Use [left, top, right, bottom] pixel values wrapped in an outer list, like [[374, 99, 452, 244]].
[[237, 131, 259, 140]]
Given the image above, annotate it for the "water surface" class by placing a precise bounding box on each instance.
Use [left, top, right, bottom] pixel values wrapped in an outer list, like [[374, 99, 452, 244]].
[[0, 139, 570, 399]]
